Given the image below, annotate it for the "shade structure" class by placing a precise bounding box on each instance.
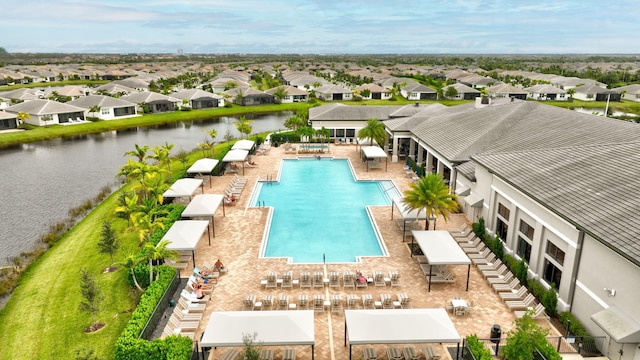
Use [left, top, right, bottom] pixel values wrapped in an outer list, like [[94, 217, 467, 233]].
[[181, 194, 225, 238], [222, 149, 249, 175], [360, 146, 388, 172], [201, 310, 315, 359], [163, 220, 210, 264], [231, 139, 255, 151], [390, 197, 429, 241], [344, 309, 461, 360], [412, 230, 472, 291], [187, 158, 219, 187], [163, 178, 203, 201]]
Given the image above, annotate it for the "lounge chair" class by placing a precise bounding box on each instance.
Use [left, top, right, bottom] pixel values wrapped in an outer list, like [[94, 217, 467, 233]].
[[398, 293, 412, 309], [487, 272, 515, 285], [499, 286, 529, 301], [492, 278, 522, 293], [331, 294, 343, 313], [177, 297, 206, 313], [362, 347, 378, 360], [362, 294, 374, 309], [347, 294, 360, 309], [312, 271, 325, 288], [423, 345, 441, 360], [167, 313, 199, 332], [328, 272, 340, 288], [515, 303, 549, 320], [403, 346, 421, 360], [265, 272, 278, 289], [282, 348, 296, 360], [299, 272, 311, 288], [313, 294, 325, 312], [355, 272, 368, 289], [481, 264, 509, 279], [381, 294, 394, 309], [448, 224, 471, 237], [343, 272, 355, 289], [373, 270, 386, 287], [261, 295, 274, 310], [298, 294, 309, 310], [277, 294, 289, 310], [220, 349, 240, 360], [386, 347, 404, 360], [260, 349, 274, 360], [243, 295, 256, 311], [389, 271, 401, 287], [172, 305, 203, 322], [476, 257, 502, 272], [245, 161, 258, 168], [281, 271, 294, 288], [506, 294, 536, 310], [161, 325, 195, 340]]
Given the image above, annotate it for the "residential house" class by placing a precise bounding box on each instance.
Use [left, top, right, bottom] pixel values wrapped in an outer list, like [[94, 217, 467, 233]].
[[400, 83, 437, 100], [172, 89, 224, 109], [525, 84, 567, 101], [67, 95, 138, 120], [264, 85, 308, 103], [224, 87, 274, 106], [612, 84, 640, 102], [210, 77, 250, 94], [354, 83, 392, 100], [112, 78, 150, 92], [309, 103, 403, 141], [0, 88, 41, 103], [120, 92, 180, 113], [92, 83, 136, 97], [573, 84, 620, 102], [0, 111, 19, 130], [315, 84, 353, 101], [4, 99, 86, 126], [456, 73, 495, 89], [441, 83, 481, 100], [485, 83, 528, 100]]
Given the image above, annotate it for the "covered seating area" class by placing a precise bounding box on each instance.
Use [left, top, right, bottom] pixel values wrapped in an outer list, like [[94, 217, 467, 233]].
[[390, 197, 428, 242], [163, 220, 210, 265], [200, 310, 315, 359], [344, 308, 461, 360], [181, 194, 225, 237], [360, 146, 388, 172], [162, 178, 204, 203], [222, 149, 250, 175], [231, 139, 256, 152], [412, 230, 472, 291], [187, 158, 219, 187]]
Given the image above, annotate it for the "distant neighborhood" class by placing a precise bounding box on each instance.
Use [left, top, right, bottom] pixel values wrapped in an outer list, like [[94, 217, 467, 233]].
[[1, 59, 637, 129]]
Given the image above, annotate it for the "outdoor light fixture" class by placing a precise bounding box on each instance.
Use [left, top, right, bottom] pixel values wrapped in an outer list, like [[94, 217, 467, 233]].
[[603, 288, 616, 297]]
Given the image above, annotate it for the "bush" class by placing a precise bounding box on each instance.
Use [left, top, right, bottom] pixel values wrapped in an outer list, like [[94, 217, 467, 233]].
[[472, 218, 485, 238], [559, 312, 588, 336], [466, 334, 492, 360]]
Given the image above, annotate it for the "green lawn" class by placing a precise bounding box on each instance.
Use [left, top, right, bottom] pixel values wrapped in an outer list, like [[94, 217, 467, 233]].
[[0, 189, 139, 360]]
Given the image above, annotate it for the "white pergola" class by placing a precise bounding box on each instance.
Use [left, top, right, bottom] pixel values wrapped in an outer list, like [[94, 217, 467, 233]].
[[201, 310, 316, 359], [181, 194, 225, 238], [360, 146, 388, 172], [390, 197, 429, 242], [222, 149, 250, 175], [163, 220, 210, 265], [344, 309, 461, 360], [187, 158, 219, 187], [412, 230, 472, 292], [231, 139, 256, 151], [162, 178, 203, 202]]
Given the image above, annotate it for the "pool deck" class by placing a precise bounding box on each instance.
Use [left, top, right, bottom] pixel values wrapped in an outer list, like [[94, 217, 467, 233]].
[[175, 143, 561, 360]]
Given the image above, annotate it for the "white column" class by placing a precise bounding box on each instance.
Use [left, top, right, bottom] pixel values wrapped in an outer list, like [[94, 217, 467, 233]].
[[391, 135, 399, 163], [426, 152, 434, 173]]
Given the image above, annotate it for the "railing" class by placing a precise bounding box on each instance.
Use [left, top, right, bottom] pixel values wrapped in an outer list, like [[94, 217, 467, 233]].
[[139, 270, 181, 340]]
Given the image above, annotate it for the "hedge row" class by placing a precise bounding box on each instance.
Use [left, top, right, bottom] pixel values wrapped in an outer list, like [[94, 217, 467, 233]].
[[472, 218, 558, 317], [465, 334, 492, 360], [114, 265, 192, 360]]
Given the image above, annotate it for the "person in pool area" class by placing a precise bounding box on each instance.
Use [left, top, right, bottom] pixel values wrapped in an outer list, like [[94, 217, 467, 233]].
[[194, 284, 205, 299], [356, 270, 366, 284], [214, 259, 224, 271]]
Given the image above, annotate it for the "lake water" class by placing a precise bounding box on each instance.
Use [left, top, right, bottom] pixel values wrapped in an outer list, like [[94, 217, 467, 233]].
[[0, 112, 292, 266]]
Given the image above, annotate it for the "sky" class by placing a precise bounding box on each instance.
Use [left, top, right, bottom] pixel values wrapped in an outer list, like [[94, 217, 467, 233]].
[[2, 0, 639, 54]]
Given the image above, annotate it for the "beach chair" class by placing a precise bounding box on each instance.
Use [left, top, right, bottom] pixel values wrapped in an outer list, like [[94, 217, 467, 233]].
[[328, 272, 340, 288], [299, 272, 311, 288], [403, 346, 421, 360], [312, 271, 325, 288], [243, 295, 256, 311], [363, 347, 378, 360], [389, 271, 401, 287], [313, 294, 325, 312], [260, 349, 274, 360], [298, 294, 309, 310], [343, 272, 355, 289], [331, 294, 343, 313]]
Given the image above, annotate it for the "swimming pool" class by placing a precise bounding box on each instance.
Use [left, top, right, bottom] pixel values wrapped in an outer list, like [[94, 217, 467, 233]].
[[253, 158, 401, 263]]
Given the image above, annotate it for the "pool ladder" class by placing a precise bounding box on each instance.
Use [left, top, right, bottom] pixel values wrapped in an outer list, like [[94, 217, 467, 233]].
[[257, 200, 266, 207]]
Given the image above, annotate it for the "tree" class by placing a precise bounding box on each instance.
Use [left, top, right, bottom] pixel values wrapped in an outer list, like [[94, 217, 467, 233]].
[[97, 221, 119, 269], [124, 144, 150, 162], [203, 129, 217, 157], [444, 85, 459, 99], [401, 173, 458, 230], [142, 240, 177, 284], [149, 145, 170, 171], [272, 86, 288, 103], [88, 105, 101, 119], [78, 268, 104, 330], [357, 118, 386, 146], [115, 253, 144, 291], [176, 148, 190, 169], [16, 111, 30, 126], [501, 312, 562, 360], [234, 115, 253, 139], [566, 88, 576, 101], [284, 114, 305, 132]]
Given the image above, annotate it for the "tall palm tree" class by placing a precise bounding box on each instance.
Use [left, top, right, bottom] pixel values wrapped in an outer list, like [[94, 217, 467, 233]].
[[233, 115, 253, 139], [143, 240, 178, 284], [272, 86, 288, 103], [203, 129, 217, 157], [88, 105, 101, 119], [358, 118, 386, 146], [401, 173, 458, 230], [124, 144, 150, 163], [115, 253, 144, 291], [16, 111, 30, 126]]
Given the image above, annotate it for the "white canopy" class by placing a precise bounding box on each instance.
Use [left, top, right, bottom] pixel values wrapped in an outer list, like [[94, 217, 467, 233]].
[[163, 178, 203, 199], [344, 309, 460, 359], [163, 220, 210, 263], [187, 158, 219, 174], [391, 197, 429, 221], [231, 139, 255, 151], [222, 149, 249, 162], [361, 146, 387, 158], [201, 311, 315, 354], [181, 194, 225, 237], [412, 230, 472, 291]]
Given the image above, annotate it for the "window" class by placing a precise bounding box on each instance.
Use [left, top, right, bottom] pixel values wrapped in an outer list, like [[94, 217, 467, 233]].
[[516, 236, 532, 263], [101, 108, 110, 115], [335, 129, 345, 137], [546, 241, 565, 265], [519, 220, 534, 239], [543, 259, 562, 289], [346, 129, 355, 137], [496, 219, 509, 241], [497, 203, 510, 220]]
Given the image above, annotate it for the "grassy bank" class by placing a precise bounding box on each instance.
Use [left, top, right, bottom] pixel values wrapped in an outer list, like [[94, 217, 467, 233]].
[[0, 102, 313, 147], [0, 186, 139, 360]]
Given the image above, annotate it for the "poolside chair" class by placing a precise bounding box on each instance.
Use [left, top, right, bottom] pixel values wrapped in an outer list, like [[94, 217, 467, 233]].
[[362, 294, 375, 309], [347, 294, 360, 310], [177, 297, 206, 313], [355, 272, 368, 289], [259, 349, 274, 360], [515, 303, 549, 320], [389, 271, 401, 287], [299, 272, 311, 288], [328, 272, 340, 288], [331, 294, 343, 313], [381, 294, 394, 309], [277, 294, 290, 310], [261, 295, 274, 310], [403, 346, 421, 360], [172, 306, 203, 322], [487, 272, 515, 285], [167, 313, 199, 332], [220, 349, 240, 360], [373, 270, 386, 287], [482, 264, 509, 279], [265, 272, 278, 289], [422, 345, 441, 360], [312, 271, 325, 288], [363, 347, 378, 360], [281, 271, 294, 288], [282, 348, 296, 360], [161, 325, 195, 340], [476, 256, 501, 271], [506, 294, 536, 310], [448, 224, 472, 238], [243, 295, 256, 311], [386, 347, 404, 360], [499, 286, 528, 301], [343, 271, 355, 289], [313, 294, 325, 312], [398, 293, 412, 309], [493, 278, 522, 293], [298, 294, 309, 310]]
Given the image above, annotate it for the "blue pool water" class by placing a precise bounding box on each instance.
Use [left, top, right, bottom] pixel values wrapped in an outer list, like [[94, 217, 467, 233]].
[[254, 158, 400, 263]]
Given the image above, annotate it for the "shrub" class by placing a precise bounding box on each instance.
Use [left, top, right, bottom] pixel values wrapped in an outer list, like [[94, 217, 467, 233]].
[[466, 334, 492, 360], [541, 287, 558, 317], [472, 218, 485, 238], [559, 312, 588, 336]]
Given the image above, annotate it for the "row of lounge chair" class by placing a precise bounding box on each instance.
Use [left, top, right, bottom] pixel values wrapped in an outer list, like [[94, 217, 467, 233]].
[[448, 225, 549, 320], [160, 281, 211, 340], [260, 270, 401, 289], [243, 292, 412, 312], [414, 256, 455, 283], [362, 345, 440, 360], [224, 174, 247, 201], [217, 347, 292, 360]]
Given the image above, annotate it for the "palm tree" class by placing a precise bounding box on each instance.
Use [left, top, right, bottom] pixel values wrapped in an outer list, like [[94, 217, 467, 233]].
[[203, 129, 217, 157], [116, 253, 144, 291], [16, 111, 30, 126], [88, 105, 101, 119], [357, 118, 386, 146], [143, 240, 177, 284], [124, 144, 150, 163], [566, 88, 576, 101], [401, 173, 458, 230], [234, 116, 253, 139], [272, 86, 288, 104]]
